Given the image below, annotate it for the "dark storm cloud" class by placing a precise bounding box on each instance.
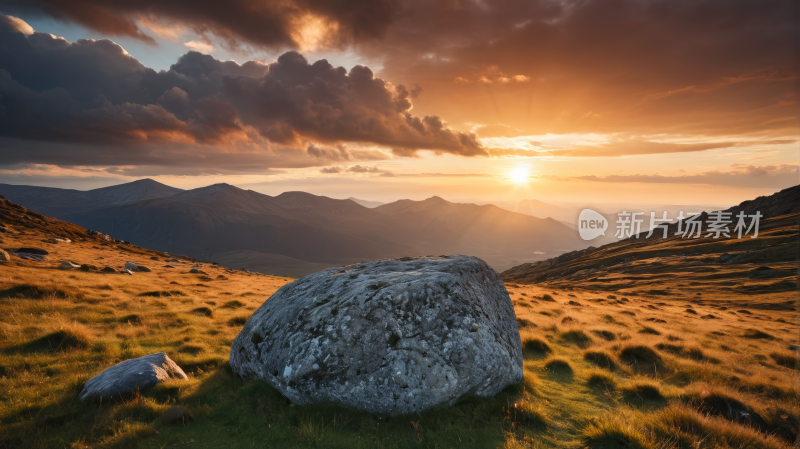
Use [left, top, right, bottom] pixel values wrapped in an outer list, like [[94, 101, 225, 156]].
[[0, 15, 485, 170], [2, 0, 398, 49]]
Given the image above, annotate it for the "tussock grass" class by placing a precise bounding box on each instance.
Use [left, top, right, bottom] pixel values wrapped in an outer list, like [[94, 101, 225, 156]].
[[227, 315, 249, 326], [590, 329, 616, 341], [544, 357, 573, 375], [619, 381, 664, 401], [220, 300, 245, 309], [522, 338, 552, 357], [769, 351, 797, 369], [743, 329, 774, 339], [584, 350, 618, 370], [560, 329, 593, 348], [138, 290, 186, 297], [190, 306, 214, 318], [516, 318, 536, 329], [586, 369, 617, 390], [638, 326, 661, 335]]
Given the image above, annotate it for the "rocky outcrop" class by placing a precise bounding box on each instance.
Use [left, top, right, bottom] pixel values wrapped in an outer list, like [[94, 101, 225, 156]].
[[230, 255, 523, 416], [78, 353, 188, 401]]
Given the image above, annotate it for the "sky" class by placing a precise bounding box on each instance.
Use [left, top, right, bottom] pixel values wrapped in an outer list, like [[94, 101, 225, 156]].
[[0, 0, 796, 206]]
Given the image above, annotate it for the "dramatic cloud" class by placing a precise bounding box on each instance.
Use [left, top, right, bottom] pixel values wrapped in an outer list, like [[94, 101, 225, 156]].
[[0, 14, 485, 172], [356, 0, 795, 139], [574, 165, 799, 189], [6, 0, 399, 50]]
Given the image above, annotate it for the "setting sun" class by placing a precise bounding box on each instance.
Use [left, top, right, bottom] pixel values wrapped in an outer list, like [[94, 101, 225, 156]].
[[510, 166, 529, 183]]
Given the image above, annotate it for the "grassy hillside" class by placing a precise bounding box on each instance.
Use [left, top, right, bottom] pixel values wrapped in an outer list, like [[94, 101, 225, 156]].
[[0, 197, 797, 448]]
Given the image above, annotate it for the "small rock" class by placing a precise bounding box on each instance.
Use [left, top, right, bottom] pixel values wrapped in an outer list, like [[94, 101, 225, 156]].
[[124, 262, 138, 272], [0, 249, 9, 262], [137, 265, 152, 272], [60, 260, 81, 270], [100, 267, 116, 273], [150, 256, 160, 261], [16, 252, 46, 261], [18, 247, 49, 255], [80, 264, 98, 271], [189, 268, 207, 274], [78, 353, 188, 401], [164, 265, 175, 268]]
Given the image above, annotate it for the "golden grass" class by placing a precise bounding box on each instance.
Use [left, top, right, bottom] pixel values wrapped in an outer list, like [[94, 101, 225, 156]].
[[0, 216, 797, 448]]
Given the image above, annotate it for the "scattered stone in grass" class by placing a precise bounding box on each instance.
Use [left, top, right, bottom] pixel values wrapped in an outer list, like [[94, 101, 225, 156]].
[[99, 267, 116, 273], [666, 334, 682, 341], [644, 317, 666, 323], [567, 300, 582, 306], [538, 311, 552, 317], [685, 308, 698, 314], [79, 353, 188, 401], [619, 311, 635, 316], [568, 294, 576, 297], [607, 295, 617, 299], [541, 294, 556, 302], [700, 314, 717, 320], [737, 309, 752, 314], [561, 316, 577, 324]]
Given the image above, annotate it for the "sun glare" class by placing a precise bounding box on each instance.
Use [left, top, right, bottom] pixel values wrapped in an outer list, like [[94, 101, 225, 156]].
[[510, 167, 529, 183]]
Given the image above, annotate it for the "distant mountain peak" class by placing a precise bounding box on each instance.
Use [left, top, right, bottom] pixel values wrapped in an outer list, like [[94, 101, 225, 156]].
[[424, 196, 449, 203]]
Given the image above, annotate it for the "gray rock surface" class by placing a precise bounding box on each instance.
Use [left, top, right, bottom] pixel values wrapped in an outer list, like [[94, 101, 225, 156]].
[[60, 260, 80, 270], [125, 262, 138, 271], [79, 353, 188, 401], [229, 255, 523, 416]]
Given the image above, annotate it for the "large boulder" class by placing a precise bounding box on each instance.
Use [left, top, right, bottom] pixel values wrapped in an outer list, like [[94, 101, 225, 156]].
[[229, 255, 523, 416], [79, 353, 188, 401]]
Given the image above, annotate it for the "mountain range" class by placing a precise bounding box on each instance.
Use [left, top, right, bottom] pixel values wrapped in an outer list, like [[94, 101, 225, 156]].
[[501, 184, 800, 291], [0, 179, 588, 275]]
